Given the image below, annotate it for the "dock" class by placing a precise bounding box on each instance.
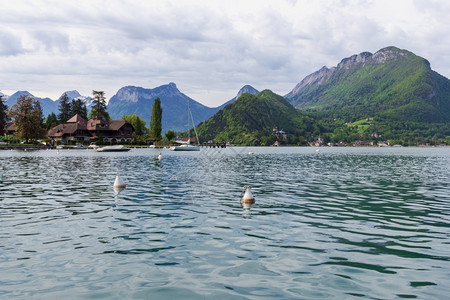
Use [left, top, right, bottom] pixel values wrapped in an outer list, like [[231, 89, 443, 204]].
[[201, 142, 227, 148]]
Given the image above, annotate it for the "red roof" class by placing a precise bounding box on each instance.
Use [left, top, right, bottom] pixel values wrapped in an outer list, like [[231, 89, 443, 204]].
[[67, 114, 87, 125]]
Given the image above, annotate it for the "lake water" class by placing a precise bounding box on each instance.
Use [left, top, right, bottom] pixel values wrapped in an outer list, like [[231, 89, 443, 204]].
[[1, 147, 449, 299]]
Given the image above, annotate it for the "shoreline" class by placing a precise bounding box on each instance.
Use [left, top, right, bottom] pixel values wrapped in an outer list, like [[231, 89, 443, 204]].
[[2, 144, 449, 151], [0, 145, 55, 150]]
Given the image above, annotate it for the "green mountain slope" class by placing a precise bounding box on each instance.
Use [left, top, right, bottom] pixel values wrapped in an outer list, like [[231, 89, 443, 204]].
[[285, 46, 450, 123], [196, 90, 317, 145]]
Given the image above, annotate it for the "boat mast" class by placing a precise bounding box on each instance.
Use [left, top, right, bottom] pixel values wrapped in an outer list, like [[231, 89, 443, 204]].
[[187, 99, 190, 144], [190, 105, 200, 146], [187, 99, 200, 145]]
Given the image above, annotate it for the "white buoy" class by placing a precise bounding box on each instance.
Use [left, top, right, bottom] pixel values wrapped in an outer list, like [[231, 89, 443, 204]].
[[158, 153, 162, 160], [248, 152, 254, 155], [241, 186, 255, 204], [316, 149, 320, 152], [113, 172, 127, 188]]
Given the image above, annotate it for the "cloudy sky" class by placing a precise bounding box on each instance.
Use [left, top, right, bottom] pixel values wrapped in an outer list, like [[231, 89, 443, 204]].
[[1, 0, 449, 106]]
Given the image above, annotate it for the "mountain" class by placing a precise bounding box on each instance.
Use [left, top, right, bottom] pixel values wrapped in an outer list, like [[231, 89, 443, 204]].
[[4, 90, 94, 118], [218, 85, 259, 109], [285, 46, 450, 123], [107, 83, 259, 133], [107, 83, 217, 133], [3, 84, 258, 134], [6, 91, 58, 117], [59, 90, 94, 109], [196, 90, 316, 145]]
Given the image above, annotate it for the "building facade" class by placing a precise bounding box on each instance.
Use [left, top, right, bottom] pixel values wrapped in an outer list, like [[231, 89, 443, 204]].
[[48, 115, 134, 143]]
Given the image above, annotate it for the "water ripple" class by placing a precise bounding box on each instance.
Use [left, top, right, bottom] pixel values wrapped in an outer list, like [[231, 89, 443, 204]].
[[1, 147, 450, 299]]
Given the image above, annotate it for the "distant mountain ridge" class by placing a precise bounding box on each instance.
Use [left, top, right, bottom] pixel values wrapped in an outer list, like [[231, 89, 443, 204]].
[[2, 84, 258, 133], [285, 46, 450, 123], [107, 83, 217, 133], [5, 45, 450, 143], [6, 91, 58, 117], [4, 90, 94, 118], [62, 90, 94, 109], [107, 83, 258, 132]]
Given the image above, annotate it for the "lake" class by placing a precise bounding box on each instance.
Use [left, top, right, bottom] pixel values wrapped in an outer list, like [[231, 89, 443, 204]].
[[1, 147, 449, 299]]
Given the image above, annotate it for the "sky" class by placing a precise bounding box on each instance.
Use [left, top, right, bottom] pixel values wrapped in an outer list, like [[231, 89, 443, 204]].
[[1, 0, 450, 107]]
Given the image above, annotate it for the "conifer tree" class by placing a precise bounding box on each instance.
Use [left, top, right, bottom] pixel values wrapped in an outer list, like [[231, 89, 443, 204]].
[[58, 93, 72, 123], [90, 90, 109, 120], [44, 112, 58, 130], [0, 94, 8, 135], [71, 98, 88, 120], [149, 97, 162, 141]]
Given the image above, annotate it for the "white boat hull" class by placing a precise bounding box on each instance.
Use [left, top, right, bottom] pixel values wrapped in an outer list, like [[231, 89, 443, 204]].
[[96, 145, 131, 152], [170, 145, 200, 151]]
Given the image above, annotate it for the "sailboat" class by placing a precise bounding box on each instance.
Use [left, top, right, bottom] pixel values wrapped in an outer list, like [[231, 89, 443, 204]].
[[170, 99, 200, 151]]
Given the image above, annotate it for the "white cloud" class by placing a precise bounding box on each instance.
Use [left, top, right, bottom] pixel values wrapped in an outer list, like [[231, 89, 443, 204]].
[[1, 0, 450, 106], [0, 30, 25, 56]]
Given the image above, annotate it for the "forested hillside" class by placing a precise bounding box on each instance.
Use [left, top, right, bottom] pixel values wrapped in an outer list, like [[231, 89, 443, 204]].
[[196, 90, 317, 145]]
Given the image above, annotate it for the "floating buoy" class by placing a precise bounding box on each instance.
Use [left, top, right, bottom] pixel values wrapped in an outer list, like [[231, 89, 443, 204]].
[[113, 172, 127, 188], [248, 152, 254, 155], [158, 153, 162, 160], [241, 186, 255, 204], [113, 187, 124, 197], [316, 149, 320, 152]]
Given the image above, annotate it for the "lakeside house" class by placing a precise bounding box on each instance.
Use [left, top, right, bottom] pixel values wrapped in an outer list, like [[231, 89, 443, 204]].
[[310, 136, 324, 147], [4, 121, 16, 136], [47, 114, 134, 143]]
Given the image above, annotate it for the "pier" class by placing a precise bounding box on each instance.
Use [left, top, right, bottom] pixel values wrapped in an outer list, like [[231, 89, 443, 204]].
[[201, 142, 227, 148]]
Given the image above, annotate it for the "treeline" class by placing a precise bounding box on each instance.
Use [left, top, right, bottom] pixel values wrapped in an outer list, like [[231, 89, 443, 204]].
[[0, 91, 175, 145], [3, 89, 450, 146], [315, 114, 450, 146], [44, 92, 90, 130]]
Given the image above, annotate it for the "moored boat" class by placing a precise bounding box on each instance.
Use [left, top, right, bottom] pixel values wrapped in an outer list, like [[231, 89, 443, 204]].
[[170, 143, 200, 151], [96, 145, 131, 152], [169, 98, 201, 151]]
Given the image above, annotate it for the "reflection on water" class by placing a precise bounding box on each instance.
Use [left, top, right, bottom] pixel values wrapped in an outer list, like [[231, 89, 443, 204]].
[[1, 147, 449, 299]]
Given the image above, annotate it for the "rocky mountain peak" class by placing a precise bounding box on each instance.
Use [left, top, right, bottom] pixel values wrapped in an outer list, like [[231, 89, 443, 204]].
[[115, 86, 142, 103], [336, 52, 372, 70], [158, 82, 182, 96], [60, 90, 82, 100], [287, 66, 335, 96], [288, 47, 416, 98], [370, 46, 409, 64], [236, 85, 258, 98]]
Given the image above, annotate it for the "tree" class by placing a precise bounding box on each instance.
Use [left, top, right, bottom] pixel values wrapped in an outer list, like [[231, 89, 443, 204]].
[[89, 90, 109, 120], [165, 130, 175, 142], [0, 93, 8, 135], [58, 93, 72, 123], [71, 98, 88, 119], [149, 97, 162, 140], [122, 114, 147, 136], [8, 95, 46, 143], [44, 112, 58, 130]]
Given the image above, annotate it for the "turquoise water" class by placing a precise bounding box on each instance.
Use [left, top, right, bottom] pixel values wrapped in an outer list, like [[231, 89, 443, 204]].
[[1, 147, 449, 299]]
